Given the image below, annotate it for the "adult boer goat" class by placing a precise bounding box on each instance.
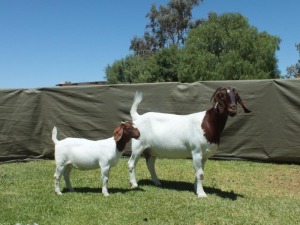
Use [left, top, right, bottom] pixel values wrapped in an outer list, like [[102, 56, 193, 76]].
[[128, 87, 251, 197]]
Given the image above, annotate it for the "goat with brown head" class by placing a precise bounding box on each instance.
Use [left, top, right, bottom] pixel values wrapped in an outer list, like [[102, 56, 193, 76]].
[[128, 88, 251, 197], [52, 120, 140, 196], [202, 87, 251, 145], [211, 87, 251, 117], [113, 121, 140, 151]]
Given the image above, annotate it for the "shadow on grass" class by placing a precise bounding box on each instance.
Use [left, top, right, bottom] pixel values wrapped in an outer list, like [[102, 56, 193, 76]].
[[138, 179, 244, 200], [62, 186, 145, 195]]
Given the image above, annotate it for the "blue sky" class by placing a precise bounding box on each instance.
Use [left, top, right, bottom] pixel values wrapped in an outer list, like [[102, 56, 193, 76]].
[[1, 0, 299, 89]]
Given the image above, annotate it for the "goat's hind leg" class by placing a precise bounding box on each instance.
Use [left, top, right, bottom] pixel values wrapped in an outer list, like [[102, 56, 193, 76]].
[[54, 164, 64, 195], [63, 164, 74, 192], [144, 152, 161, 186]]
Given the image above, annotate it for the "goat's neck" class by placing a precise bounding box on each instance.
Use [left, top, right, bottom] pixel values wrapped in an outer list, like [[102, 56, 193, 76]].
[[116, 136, 130, 152], [201, 108, 228, 145]]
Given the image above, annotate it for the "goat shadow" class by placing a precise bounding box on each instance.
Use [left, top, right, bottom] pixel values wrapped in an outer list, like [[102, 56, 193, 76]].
[[138, 179, 244, 200], [62, 187, 145, 195]]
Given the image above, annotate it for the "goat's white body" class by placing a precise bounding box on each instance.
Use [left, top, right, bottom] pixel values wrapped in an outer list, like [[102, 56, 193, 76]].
[[55, 137, 121, 169], [133, 111, 217, 159], [128, 92, 218, 197], [52, 127, 122, 196]]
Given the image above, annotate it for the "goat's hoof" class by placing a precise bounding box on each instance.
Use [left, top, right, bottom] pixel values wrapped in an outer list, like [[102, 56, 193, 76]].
[[103, 193, 110, 197], [55, 191, 62, 195], [197, 193, 207, 198], [154, 181, 161, 186], [131, 183, 139, 189]]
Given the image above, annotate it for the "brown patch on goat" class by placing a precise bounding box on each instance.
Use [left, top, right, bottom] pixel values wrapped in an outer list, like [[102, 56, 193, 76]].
[[201, 87, 250, 144], [201, 108, 228, 144], [114, 121, 140, 151]]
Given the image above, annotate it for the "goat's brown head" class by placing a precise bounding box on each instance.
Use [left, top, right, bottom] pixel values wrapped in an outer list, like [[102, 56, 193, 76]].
[[211, 87, 251, 117], [113, 121, 140, 142]]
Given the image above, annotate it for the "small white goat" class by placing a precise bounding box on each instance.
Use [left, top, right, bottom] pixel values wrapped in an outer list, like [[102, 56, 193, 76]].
[[128, 88, 251, 197], [52, 121, 140, 196]]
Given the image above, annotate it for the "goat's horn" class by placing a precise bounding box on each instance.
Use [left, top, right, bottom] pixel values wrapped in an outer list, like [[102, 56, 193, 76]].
[[214, 102, 219, 109]]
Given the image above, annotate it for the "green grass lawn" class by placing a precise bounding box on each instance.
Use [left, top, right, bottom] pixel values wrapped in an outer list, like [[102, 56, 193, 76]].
[[1, 158, 299, 225]]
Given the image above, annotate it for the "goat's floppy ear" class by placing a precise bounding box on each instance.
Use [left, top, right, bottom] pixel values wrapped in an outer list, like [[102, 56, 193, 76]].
[[233, 89, 251, 113], [211, 87, 226, 113], [113, 125, 124, 141]]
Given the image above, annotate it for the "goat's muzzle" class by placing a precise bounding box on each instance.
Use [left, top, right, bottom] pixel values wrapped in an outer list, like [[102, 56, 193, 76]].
[[132, 128, 140, 140], [133, 131, 140, 140], [228, 105, 237, 117]]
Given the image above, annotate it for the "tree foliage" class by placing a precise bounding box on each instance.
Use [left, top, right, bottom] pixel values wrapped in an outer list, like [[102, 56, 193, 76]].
[[178, 12, 281, 81], [105, 55, 150, 83], [285, 43, 300, 78], [106, 3, 282, 83], [129, 0, 203, 57], [106, 46, 180, 83]]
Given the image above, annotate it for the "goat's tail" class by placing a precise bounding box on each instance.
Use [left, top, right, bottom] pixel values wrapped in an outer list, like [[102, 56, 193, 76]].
[[52, 126, 59, 145], [130, 91, 143, 121]]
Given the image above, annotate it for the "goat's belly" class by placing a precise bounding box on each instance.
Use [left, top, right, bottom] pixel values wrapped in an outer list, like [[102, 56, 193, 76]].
[[145, 143, 218, 159], [67, 160, 100, 170], [147, 147, 191, 159]]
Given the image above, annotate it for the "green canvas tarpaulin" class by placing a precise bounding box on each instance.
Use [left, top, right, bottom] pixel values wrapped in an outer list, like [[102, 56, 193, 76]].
[[0, 79, 299, 163]]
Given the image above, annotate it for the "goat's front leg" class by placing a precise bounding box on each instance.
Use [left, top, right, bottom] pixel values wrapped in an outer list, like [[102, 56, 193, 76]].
[[191, 150, 207, 198], [100, 165, 110, 196], [145, 154, 161, 186], [100, 164, 111, 196]]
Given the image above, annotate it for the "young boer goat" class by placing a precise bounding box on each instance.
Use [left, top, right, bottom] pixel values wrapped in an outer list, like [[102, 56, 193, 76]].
[[52, 121, 140, 196], [128, 87, 251, 197]]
